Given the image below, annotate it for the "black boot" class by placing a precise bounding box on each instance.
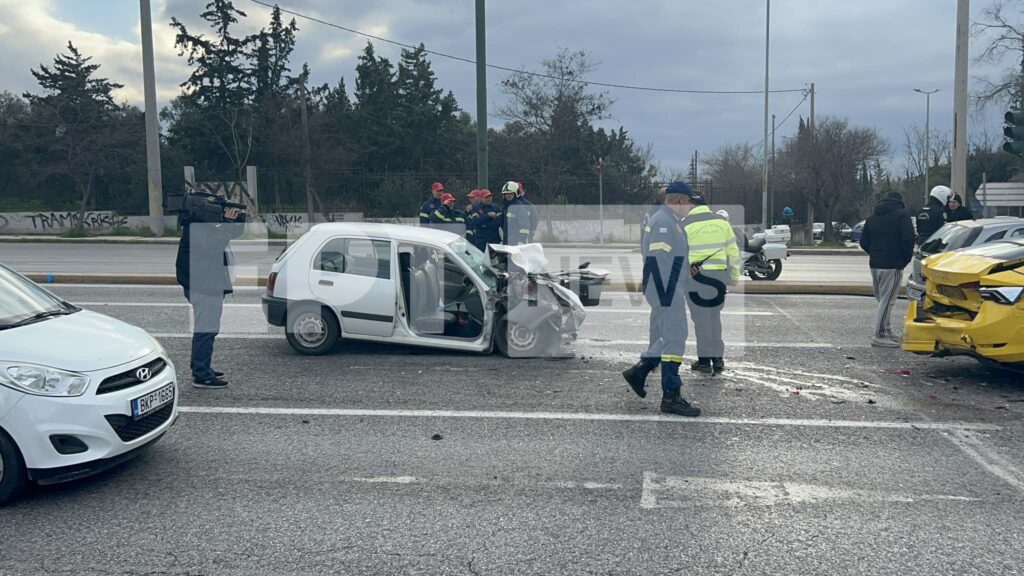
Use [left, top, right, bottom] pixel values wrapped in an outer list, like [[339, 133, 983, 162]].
[[690, 358, 713, 374], [660, 388, 701, 417], [712, 358, 725, 376], [622, 361, 655, 398]]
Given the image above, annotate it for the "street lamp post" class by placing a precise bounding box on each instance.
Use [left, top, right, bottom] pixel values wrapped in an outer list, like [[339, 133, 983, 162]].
[[761, 0, 770, 232], [914, 88, 939, 202]]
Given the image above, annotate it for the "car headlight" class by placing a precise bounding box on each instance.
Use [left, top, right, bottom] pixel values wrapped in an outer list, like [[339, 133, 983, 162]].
[[979, 287, 1024, 305], [0, 363, 90, 396]]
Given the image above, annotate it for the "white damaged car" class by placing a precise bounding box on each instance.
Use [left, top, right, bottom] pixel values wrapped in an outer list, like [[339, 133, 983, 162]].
[[0, 264, 177, 505], [262, 223, 608, 357]]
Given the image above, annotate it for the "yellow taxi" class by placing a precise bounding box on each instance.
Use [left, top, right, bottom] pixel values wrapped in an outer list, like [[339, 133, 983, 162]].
[[903, 240, 1024, 365]]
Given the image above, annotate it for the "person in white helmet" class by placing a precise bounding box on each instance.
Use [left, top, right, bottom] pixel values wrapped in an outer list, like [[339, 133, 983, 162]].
[[716, 209, 748, 253], [915, 185, 951, 245], [500, 181, 538, 245]]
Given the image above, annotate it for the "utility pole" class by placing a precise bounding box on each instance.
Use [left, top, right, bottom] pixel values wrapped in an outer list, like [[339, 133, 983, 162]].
[[761, 0, 771, 231], [951, 0, 969, 198], [596, 157, 604, 244], [914, 88, 940, 202], [809, 82, 815, 135], [770, 113, 776, 225], [139, 0, 164, 235], [475, 0, 488, 189], [298, 82, 315, 226]]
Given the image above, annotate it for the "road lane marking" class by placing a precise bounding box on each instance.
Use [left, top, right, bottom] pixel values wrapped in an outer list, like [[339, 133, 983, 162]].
[[639, 473, 979, 509], [580, 340, 835, 349], [175, 406, 998, 431], [941, 430, 1024, 495], [348, 476, 419, 484]]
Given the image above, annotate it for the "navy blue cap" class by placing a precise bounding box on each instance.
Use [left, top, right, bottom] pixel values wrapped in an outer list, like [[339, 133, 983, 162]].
[[665, 181, 703, 201]]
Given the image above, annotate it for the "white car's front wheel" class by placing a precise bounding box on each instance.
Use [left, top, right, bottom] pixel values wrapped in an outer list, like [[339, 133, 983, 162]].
[[494, 315, 558, 358], [0, 430, 27, 506], [285, 305, 340, 356]]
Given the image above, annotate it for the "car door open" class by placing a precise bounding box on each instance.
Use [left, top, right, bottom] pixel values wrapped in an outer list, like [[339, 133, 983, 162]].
[[309, 237, 396, 337]]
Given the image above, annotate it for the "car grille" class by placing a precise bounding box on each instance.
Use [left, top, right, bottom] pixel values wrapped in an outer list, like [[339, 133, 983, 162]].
[[104, 404, 174, 442], [937, 285, 967, 301], [96, 358, 167, 395]]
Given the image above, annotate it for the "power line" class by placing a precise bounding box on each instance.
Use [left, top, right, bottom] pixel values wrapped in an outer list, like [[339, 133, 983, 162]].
[[248, 0, 806, 96], [751, 90, 808, 152]]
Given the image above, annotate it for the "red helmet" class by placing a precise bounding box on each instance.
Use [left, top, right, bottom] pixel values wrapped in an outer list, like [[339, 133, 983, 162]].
[[431, 182, 445, 192], [441, 193, 456, 204], [478, 188, 492, 198], [468, 189, 481, 198]]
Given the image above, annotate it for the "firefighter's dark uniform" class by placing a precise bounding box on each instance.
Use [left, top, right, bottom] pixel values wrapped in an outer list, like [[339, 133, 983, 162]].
[[502, 196, 539, 245], [683, 205, 742, 374], [419, 197, 441, 225], [429, 204, 466, 235], [468, 202, 503, 251]]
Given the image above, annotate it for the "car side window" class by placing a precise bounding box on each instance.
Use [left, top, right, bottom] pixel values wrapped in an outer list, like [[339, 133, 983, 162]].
[[987, 231, 1006, 241], [1011, 228, 1024, 238], [316, 238, 391, 279]]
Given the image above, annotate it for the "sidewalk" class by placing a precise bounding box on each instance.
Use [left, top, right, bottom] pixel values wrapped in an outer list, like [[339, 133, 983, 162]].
[[1, 235, 864, 255]]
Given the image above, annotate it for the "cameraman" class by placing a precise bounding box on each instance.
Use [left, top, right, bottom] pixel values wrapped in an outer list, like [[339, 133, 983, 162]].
[[175, 204, 245, 388]]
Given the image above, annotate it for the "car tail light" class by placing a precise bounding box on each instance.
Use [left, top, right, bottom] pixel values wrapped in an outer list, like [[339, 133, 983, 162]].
[[959, 281, 980, 291], [266, 272, 278, 296], [980, 286, 1024, 305]]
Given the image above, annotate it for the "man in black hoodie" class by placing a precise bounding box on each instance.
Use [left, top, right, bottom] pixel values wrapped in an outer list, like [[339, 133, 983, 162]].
[[860, 191, 916, 347]]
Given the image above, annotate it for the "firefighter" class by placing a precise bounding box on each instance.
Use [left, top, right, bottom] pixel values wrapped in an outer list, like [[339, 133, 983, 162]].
[[468, 189, 503, 251], [465, 189, 482, 246], [429, 192, 466, 234], [620, 182, 701, 417], [419, 182, 445, 224], [500, 181, 538, 245], [684, 195, 742, 376]]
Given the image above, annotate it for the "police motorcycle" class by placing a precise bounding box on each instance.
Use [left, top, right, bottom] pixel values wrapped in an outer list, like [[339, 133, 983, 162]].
[[741, 237, 787, 281]]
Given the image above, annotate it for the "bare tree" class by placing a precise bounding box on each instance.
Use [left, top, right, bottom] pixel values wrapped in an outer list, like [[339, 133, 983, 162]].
[[903, 125, 952, 180], [972, 0, 1024, 109], [704, 143, 764, 217]]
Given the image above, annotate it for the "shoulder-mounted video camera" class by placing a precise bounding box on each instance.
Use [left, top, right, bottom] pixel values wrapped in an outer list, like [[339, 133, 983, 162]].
[[167, 191, 247, 224]]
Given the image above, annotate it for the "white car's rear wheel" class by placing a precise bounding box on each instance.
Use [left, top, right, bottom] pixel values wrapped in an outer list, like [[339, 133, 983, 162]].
[[286, 305, 340, 356], [0, 430, 27, 506]]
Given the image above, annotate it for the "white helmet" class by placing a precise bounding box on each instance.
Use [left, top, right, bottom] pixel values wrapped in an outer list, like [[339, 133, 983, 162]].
[[716, 209, 730, 221], [501, 181, 520, 198], [930, 185, 952, 205]]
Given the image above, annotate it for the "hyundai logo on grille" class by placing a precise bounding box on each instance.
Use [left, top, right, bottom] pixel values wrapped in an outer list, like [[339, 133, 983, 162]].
[[136, 367, 152, 381]]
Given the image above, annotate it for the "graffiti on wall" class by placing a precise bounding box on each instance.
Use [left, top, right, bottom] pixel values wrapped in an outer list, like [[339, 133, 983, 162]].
[[0, 211, 128, 233]]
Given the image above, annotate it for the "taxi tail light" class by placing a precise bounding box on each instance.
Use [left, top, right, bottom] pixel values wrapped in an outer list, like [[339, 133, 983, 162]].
[[979, 286, 1024, 305], [266, 272, 278, 296]]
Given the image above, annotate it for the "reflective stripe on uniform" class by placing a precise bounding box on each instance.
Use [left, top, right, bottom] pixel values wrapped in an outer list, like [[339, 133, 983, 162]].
[[661, 354, 685, 363], [433, 211, 451, 222], [644, 226, 652, 232], [518, 228, 530, 234], [419, 212, 429, 219], [689, 241, 729, 251], [647, 241, 673, 253]]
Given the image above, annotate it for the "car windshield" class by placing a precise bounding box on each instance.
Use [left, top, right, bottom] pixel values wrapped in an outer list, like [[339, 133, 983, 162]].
[[0, 266, 73, 329], [920, 224, 982, 255], [448, 238, 498, 290]]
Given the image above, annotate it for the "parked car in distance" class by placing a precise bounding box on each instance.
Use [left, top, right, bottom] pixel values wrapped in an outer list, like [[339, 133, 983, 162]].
[[906, 217, 1024, 304], [903, 239, 1024, 365], [262, 223, 608, 358], [812, 222, 825, 242], [850, 220, 866, 243], [0, 263, 176, 505]]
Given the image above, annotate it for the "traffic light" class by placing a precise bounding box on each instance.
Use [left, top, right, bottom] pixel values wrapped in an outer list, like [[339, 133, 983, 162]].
[[1003, 111, 1024, 155]]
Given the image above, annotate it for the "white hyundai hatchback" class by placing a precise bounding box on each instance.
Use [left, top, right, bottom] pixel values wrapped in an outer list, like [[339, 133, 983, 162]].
[[0, 264, 177, 505]]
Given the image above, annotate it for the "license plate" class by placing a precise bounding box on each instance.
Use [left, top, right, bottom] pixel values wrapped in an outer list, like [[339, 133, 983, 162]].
[[907, 286, 924, 303], [131, 384, 175, 419]]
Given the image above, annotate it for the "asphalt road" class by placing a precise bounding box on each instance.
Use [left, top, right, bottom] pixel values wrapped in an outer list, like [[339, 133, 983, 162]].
[[2, 287, 1024, 575], [0, 242, 874, 284]]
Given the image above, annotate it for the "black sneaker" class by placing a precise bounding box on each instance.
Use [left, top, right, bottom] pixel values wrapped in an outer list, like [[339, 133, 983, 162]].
[[712, 361, 725, 376], [690, 361, 713, 374], [193, 377, 229, 389]]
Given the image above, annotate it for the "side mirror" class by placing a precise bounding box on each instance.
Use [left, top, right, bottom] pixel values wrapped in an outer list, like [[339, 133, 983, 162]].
[[579, 261, 591, 270]]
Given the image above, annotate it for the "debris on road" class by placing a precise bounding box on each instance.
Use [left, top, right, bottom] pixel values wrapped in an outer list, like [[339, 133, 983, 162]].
[[884, 368, 912, 376], [431, 434, 444, 441]]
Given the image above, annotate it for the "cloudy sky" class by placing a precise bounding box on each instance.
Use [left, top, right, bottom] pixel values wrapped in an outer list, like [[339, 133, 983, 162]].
[[0, 0, 1013, 173]]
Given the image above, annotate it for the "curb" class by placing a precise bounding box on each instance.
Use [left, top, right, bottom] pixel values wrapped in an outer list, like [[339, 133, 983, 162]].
[[1, 237, 290, 246], [29, 273, 881, 296]]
